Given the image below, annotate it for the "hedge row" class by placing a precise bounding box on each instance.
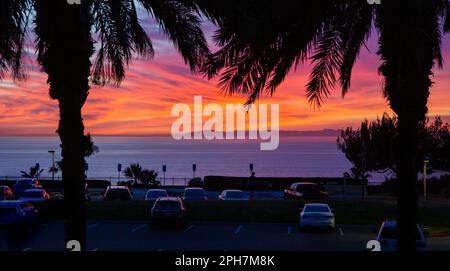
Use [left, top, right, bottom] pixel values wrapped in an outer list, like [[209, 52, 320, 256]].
[[202, 176, 367, 191]]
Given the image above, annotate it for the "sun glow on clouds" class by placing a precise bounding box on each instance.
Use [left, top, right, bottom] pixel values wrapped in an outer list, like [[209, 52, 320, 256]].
[[1, 18, 450, 136]]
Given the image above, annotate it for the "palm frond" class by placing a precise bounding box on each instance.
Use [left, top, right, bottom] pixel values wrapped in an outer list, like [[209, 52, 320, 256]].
[[138, 0, 210, 71], [91, 0, 154, 85], [0, 0, 31, 80]]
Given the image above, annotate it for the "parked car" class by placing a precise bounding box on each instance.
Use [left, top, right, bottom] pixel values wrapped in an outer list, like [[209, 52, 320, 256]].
[[145, 189, 168, 201], [182, 188, 207, 201], [19, 189, 50, 203], [299, 203, 335, 230], [375, 219, 427, 251], [103, 186, 132, 201], [284, 182, 328, 200], [188, 177, 204, 187], [0, 200, 39, 226], [12, 179, 41, 196], [218, 190, 249, 201], [0, 186, 13, 201], [150, 197, 187, 226]]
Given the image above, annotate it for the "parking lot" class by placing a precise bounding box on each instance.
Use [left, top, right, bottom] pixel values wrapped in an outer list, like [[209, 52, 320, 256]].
[[1, 221, 449, 251]]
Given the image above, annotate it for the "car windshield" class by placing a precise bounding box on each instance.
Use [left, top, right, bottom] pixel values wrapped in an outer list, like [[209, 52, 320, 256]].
[[15, 184, 33, 188], [155, 201, 181, 210], [304, 205, 329, 213], [380, 226, 422, 240], [226, 191, 246, 198], [147, 191, 167, 198], [185, 190, 205, 197], [21, 191, 43, 198], [16, 180, 32, 185], [297, 184, 321, 193], [105, 190, 130, 199]]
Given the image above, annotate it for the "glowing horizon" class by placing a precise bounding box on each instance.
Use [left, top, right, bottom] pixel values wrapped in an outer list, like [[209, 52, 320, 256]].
[[1, 19, 450, 137]]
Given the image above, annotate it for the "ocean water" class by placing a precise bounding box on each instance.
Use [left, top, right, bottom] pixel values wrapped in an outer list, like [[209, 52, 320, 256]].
[[0, 136, 353, 183]]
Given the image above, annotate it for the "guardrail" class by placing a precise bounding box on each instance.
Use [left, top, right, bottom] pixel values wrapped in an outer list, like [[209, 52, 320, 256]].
[[0, 176, 191, 186]]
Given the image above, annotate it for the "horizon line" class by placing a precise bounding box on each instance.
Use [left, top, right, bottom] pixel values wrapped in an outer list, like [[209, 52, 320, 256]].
[[0, 129, 342, 137]]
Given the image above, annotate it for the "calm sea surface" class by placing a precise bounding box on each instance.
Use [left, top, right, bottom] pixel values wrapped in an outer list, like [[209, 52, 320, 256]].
[[0, 136, 353, 182]]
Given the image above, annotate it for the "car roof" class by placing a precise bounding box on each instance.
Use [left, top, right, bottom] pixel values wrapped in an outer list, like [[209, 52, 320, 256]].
[[23, 189, 45, 193], [147, 189, 166, 192], [0, 200, 26, 207], [157, 197, 180, 202], [381, 219, 399, 227], [292, 182, 319, 186], [185, 187, 204, 190], [304, 203, 330, 208], [107, 186, 129, 190], [223, 189, 243, 192]]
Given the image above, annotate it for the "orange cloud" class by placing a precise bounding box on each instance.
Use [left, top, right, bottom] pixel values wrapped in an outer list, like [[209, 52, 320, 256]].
[[1, 22, 450, 136]]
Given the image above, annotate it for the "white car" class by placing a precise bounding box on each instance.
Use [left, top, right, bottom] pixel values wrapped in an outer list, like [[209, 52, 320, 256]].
[[299, 203, 335, 230], [19, 189, 50, 203], [218, 190, 249, 201], [103, 186, 133, 201], [145, 189, 168, 201], [183, 188, 207, 201], [376, 219, 427, 251]]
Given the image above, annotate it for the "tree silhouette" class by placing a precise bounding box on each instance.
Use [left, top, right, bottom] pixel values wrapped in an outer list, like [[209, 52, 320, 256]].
[[124, 163, 144, 186], [1, 0, 209, 251], [21, 165, 44, 179], [201, 0, 450, 250]]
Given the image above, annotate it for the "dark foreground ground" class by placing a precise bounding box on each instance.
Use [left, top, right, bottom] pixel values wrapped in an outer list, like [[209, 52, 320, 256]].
[[1, 221, 449, 251]]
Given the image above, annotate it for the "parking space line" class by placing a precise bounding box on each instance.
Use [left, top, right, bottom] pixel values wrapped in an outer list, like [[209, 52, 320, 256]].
[[91, 248, 98, 251], [157, 248, 163, 251], [131, 224, 147, 233], [22, 248, 31, 252], [287, 226, 292, 235], [339, 227, 344, 236], [235, 225, 243, 234], [184, 225, 195, 233], [88, 224, 99, 230]]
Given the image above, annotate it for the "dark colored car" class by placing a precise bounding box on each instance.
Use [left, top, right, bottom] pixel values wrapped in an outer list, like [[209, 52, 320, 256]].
[[0, 200, 39, 226], [150, 197, 187, 226], [188, 177, 204, 188], [284, 182, 328, 200], [182, 188, 207, 201], [12, 179, 41, 196], [375, 219, 427, 251], [103, 186, 132, 201], [0, 186, 13, 201]]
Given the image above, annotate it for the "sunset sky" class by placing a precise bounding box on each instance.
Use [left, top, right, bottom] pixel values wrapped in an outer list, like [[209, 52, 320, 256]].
[[1, 13, 450, 137]]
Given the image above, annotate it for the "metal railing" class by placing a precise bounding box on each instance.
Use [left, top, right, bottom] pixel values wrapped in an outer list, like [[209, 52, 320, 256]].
[[0, 176, 191, 186]]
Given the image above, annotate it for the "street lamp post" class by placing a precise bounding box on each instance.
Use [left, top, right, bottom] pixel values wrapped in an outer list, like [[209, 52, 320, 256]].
[[48, 150, 56, 181]]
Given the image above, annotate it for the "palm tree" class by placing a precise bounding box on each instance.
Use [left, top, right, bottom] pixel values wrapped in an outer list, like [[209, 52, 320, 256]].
[[200, 0, 450, 250], [1, 0, 209, 251], [123, 163, 144, 185], [21, 165, 44, 179]]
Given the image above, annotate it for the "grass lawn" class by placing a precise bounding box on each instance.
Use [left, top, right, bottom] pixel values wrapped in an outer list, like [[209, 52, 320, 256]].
[[86, 199, 450, 232]]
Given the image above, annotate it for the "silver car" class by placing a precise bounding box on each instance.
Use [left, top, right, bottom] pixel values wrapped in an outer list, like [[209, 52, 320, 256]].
[[299, 203, 335, 230]]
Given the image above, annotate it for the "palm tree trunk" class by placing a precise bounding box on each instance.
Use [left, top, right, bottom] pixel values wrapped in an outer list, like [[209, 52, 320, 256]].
[[396, 115, 420, 251], [59, 100, 87, 251], [378, 0, 436, 251], [34, 0, 93, 251]]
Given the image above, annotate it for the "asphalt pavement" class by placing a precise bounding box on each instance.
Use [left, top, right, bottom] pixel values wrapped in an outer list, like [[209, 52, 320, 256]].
[[1, 221, 448, 251]]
